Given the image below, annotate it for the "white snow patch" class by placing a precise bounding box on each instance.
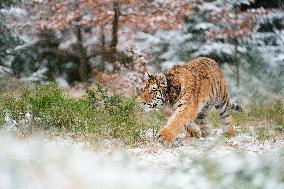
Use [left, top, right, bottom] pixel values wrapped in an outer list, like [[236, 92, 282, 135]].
[[0, 129, 283, 189], [3, 111, 17, 132], [55, 77, 70, 88], [195, 23, 215, 30], [21, 67, 48, 82]]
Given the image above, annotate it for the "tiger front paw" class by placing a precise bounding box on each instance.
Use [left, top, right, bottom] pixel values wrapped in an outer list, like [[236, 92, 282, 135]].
[[157, 127, 176, 146], [225, 127, 236, 138]]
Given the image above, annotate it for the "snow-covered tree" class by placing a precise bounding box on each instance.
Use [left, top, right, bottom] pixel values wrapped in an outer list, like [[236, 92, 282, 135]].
[[8, 0, 198, 82], [138, 0, 284, 101], [0, 0, 21, 77], [247, 7, 284, 96]]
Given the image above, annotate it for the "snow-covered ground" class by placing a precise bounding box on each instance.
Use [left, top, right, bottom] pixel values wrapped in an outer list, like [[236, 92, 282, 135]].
[[1, 129, 284, 189], [128, 130, 284, 169]]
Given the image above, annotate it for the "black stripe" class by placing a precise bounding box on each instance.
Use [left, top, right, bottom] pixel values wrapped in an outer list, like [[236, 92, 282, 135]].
[[211, 86, 215, 96], [197, 114, 205, 119], [220, 113, 229, 119], [197, 120, 205, 125], [220, 99, 227, 110], [211, 76, 216, 95], [216, 81, 221, 96], [156, 96, 164, 102], [222, 122, 230, 125], [220, 102, 229, 116], [220, 109, 227, 117]]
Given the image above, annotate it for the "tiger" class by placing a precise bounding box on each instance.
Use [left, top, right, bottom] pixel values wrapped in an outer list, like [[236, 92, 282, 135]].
[[139, 57, 242, 145]]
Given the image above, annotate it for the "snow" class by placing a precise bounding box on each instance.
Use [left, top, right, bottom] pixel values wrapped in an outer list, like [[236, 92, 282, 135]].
[[55, 76, 70, 88], [162, 60, 185, 70], [128, 129, 284, 168], [1, 7, 27, 17], [192, 42, 235, 57], [194, 23, 215, 30], [14, 42, 35, 51], [21, 67, 48, 82], [0, 128, 283, 189], [137, 28, 193, 64], [192, 42, 248, 58], [201, 0, 253, 11], [58, 36, 77, 50], [3, 111, 17, 132], [0, 65, 12, 77], [201, 1, 221, 11]]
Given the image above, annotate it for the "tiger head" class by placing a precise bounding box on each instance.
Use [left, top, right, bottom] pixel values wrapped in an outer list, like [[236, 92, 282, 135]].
[[139, 72, 167, 112]]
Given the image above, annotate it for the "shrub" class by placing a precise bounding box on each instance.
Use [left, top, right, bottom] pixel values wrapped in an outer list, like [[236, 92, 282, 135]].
[[0, 81, 163, 144]]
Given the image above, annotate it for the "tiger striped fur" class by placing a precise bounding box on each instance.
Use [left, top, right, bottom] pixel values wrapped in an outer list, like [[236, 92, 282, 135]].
[[139, 57, 241, 145]]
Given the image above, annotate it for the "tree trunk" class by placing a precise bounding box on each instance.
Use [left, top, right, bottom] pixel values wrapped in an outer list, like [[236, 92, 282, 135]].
[[99, 26, 106, 71], [75, 26, 89, 82], [234, 39, 240, 87], [235, 59, 240, 87], [109, 2, 119, 63]]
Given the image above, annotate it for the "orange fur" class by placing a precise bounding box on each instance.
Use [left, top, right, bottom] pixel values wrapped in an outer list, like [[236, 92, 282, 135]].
[[139, 57, 236, 145]]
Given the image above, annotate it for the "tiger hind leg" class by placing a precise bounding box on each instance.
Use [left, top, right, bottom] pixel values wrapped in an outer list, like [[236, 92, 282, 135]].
[[195, 113, 213, 137], [217, 98, 236, 137]]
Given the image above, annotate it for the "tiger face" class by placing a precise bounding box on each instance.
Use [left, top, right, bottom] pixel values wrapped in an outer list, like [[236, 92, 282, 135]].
[[139, 73, 167, 112]]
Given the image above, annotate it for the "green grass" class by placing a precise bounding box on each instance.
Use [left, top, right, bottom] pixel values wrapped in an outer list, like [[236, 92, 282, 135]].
[[209, 100, 284, 140], [0, 80, 164, 144]]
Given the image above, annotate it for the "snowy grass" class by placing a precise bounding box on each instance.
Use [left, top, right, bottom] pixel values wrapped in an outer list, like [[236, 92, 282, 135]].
[[0, 132, 284, 189]]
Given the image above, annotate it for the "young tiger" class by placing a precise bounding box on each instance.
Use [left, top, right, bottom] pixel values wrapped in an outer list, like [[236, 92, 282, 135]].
[[139, 57, 242, 145]]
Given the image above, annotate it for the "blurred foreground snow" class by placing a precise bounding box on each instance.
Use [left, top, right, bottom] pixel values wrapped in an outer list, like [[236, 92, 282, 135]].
[[0, 131, 284, 189]]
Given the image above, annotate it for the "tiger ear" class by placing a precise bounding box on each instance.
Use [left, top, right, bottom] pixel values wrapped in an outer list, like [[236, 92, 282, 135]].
[[156, 73, 167, 87]]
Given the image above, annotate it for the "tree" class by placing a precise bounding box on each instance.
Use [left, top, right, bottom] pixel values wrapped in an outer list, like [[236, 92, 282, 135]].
[[247, 1, 284, 94], [204, 0, 268, 86], [10, 0, 198, 82], [137, 0, 284, 101], [0, 0, 21, 77], [138, 0, 272, 86]]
